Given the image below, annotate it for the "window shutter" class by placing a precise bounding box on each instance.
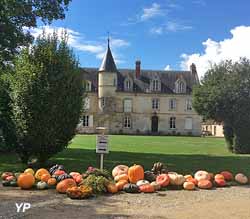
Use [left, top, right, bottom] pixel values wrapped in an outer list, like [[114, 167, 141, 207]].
[[89, 115, 93, 127], [185, 118, 192, 130]]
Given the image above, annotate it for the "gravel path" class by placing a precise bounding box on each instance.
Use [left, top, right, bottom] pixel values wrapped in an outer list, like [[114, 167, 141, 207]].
[[1, 185, 250, 219]]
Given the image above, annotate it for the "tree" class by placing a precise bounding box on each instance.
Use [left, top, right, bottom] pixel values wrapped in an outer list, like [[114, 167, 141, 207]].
[[193, 58, 250, 153], [0, 0, 71, 66], [8, 32, 84, 164]]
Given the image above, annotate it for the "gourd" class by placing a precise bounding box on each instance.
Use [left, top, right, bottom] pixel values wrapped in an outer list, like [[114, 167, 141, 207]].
[[2, 180, 11, 186], [156, 174, 170, 187], [112, 165, 129, 178], [136, 180, 149, 187], [115, 180, 128, 191], [24, 168, 35, 175], [128, 164, 144, 183], [1, 172, 14, 180], [220, 171, 233, 181], [183, 181, 195, 190], [106, 183, 118, 193], [10, 180, 18, 187], [53, 170, 66, 176], [197, 179, 212, 189], [235, 173, 248, 184], [37, 181, 48, 190], [151, 162, 167, 174], [144, 171, 156, 182], [214, 174, 224, 180], [56, 178, 77, 193], [35, 168, 50, 180], [139, 184, 155, 193], [41, 173, 51, 183], [194, 170, 210, 181], [168, 173, 185, 185], [49, 164, 65, 175], [186, 177, 198, 185], [114, 174, 129, 182], [214, 178, 226, 187], [56, 174, 73, 182], [66, 185, 93, 199], [123, 183, 140, 193], [47, 178, 57, 186], [150, 181, 161, 191], [17, 173, 35, 189]]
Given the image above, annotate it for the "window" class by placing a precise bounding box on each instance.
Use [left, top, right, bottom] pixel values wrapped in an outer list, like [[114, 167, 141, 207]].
[[124, 99, 132, 112], [152, 79, 159, 91], [169, 99, 176, 110], [152, 98, 160, 110], [84, 97, 90, 110], [186, 99, 192, 111], [82, 115, 89, 127], [101, 97, 105, 108], [124, 78, 132, 91], [179, 81, 185, 93], [175, 79, 186, 93], [185, 118, 193, 130], [85, 81, 91, 92], [170, 117, 176, 129], [124, 116, 132, 128]]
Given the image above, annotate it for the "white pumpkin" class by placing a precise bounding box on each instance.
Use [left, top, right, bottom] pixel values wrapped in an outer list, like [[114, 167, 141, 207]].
[[136, 180, 150, 187], [235, 173, 248, 184], [37, 181, 48, 190]]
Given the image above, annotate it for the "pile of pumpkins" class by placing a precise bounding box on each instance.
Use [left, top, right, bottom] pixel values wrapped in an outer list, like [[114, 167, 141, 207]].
[[1, 162, 250, 198]]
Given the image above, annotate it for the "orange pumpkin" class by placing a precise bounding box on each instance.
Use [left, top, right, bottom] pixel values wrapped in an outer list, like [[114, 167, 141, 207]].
[[183, 181, 195, 190], [112, 165, 129, 177], [220, 171, 233, 181], [116, 180, 128, 191], [47, 178, 57, 186], [41, 173, 51, 183], [56, 178, 77, 193], [114, 174, 129, 182], [186, 177, 198, 185], [198, 179, 212, 189], [194, 170, 210, 181], [184, 175, 193, 180], [214, 174, 224, 181], [139, 184, 155, 193], [156, 174, 170, 187], [35, 168, 50, 180], [128, 164, 144, 183], [214, 178, 226, 187], [107, 183, 118, 193], [17, 173, 35, 189]]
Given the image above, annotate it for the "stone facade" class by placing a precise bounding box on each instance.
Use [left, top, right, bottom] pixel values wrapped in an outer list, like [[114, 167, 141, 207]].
[[77, 41, 202, 136]]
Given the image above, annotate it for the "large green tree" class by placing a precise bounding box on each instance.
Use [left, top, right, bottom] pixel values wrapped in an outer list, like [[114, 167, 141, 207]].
[[0, 0, 71, 66], [8, 32, 84, 164], [193, 58, 250, 153]]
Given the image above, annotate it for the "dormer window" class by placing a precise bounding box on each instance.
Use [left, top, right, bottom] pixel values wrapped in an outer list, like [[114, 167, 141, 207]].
[[150, 75, 161, 92], [175, 78, 186, 93], [85, 81, 91, 92], [124, 78, 133, 91]]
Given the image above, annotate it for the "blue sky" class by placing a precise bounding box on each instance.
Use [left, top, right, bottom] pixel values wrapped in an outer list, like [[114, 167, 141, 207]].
[[32, 0, 250, 77]]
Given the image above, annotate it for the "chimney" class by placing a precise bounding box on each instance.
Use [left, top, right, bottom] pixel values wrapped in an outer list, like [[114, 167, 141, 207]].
[[190, 63, 199, 83], [135, 60, 141, 79]]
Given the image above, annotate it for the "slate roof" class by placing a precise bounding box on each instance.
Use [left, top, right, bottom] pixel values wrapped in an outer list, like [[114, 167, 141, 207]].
[[81, 67, 199, 94]]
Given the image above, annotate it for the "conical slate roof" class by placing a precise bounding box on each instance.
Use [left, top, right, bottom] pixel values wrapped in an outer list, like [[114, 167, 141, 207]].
[[99, 40, 117, 73]]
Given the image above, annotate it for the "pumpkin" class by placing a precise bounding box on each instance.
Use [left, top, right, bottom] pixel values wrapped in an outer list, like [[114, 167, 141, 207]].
[[168, 173, 185, 185], [184, 175, 193, 180], [214, 174, 224, 181], [183, 181, 195, 190], [194, 170, 210, 181], [139, 184, 155, 193], [112, 165, 129, 177], [144, 171, 156, 182], [186, 177, 198, 185], [235, 173, 248, 184], [5, 175, 15, 181], [220, 171, 233, 181], [53, 170, 66, 176], [123, 183, 140, 193], [214, 178, 226, 187], [66, 185, 93, 199], [114, 174, 129, 182], [116, 180, 128, 191], [56, 178, 77, 193], [35, 168, 50, 180], [74, 175, 83, 184], [156, 174, 170, 187], [150, 181, 161, 191], [41, 173, 51, 183], [136, 180, 150, 187], [198, 179, 212, 189], [106, 183, 118, 193], [49, 164, 65, 175], [17, 173, 35, 189], [47, 178, 57, 186], [37, 181, 48, 190], [128, 164, 144, 183], [24, 168, 35, 176], [1, 172, 14, 180], [57, 174, 72, 182], [69, 172, 81, 178]]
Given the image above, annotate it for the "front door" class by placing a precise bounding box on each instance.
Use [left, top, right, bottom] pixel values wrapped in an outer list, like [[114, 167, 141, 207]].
[[151, 116, 158, 133]]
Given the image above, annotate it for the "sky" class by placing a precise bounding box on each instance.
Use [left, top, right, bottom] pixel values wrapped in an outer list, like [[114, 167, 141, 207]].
[[29, 0, 250, 78]]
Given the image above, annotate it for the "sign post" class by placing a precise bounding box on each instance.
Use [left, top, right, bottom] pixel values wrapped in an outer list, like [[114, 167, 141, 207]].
[[96, 127, 109, 171]]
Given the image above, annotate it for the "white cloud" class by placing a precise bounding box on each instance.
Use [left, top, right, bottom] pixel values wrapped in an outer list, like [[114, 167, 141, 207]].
[[166, 21, 192, 32], [164, 65, 171, 70], [141, 3, 163, 21], [180, 26, 250, 78], [150, 27, 163, 35], [25, 26, 129, 64]]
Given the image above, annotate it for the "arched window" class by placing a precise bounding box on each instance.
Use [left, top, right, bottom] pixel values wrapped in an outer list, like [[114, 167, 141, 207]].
[[179, 81, 185, 93], [175, 78, 186, 93], [151, 77, 160, 92]]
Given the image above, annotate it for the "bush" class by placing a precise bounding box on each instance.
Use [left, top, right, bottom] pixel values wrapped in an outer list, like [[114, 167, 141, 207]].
[[8, 32, 84, 164]]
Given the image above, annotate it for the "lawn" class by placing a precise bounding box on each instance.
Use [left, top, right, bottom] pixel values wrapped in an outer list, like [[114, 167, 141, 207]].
[[1, 135, 250, 175]]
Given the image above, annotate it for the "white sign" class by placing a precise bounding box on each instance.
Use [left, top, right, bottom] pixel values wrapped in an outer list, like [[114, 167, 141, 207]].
[[96, 135, 109, 154]]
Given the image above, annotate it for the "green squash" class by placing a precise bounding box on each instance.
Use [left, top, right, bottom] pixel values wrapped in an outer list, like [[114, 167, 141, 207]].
[[10, 180, 18, 187], [123, 183, 140, 193], [2, 180, 11, 186], [144, 171, 156, 182]]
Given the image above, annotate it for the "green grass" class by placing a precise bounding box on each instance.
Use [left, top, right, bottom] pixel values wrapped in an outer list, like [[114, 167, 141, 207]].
[[1, 135, 250, 175]]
